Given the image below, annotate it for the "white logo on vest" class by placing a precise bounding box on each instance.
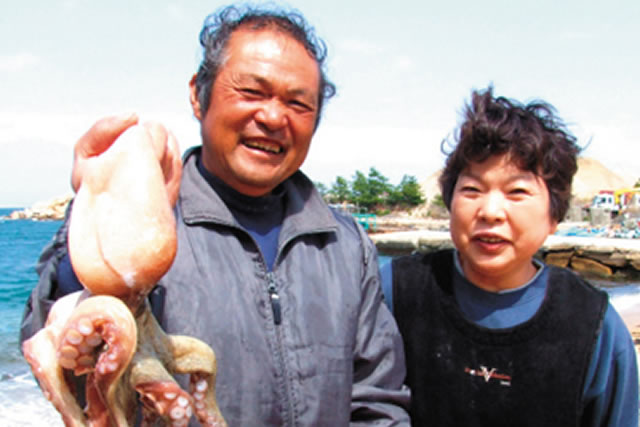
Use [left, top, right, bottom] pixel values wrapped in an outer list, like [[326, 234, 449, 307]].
[[464, 365, 512, 387]]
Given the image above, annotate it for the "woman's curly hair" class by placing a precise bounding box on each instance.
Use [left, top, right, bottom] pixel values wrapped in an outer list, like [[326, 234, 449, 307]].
[[439, 86, 581, 222]]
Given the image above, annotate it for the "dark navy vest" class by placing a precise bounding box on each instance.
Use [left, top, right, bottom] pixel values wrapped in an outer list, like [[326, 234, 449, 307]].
[[392, 250, 607, 427]]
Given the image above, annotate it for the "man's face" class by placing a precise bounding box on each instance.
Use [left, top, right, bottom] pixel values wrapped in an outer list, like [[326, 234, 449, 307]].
[[449, 154, 558, 291], [190, 28, 320, 196]]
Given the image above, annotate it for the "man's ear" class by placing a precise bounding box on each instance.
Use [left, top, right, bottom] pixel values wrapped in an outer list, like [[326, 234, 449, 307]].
[[189, 74, 203, 121]]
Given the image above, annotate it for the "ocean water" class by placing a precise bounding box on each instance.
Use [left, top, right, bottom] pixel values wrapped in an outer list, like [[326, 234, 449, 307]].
[[1, 210, 639, 426], [0, 209, 65, 426]]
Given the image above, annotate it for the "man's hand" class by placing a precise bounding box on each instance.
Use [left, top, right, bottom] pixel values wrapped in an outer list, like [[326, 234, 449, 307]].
[[71, 113, 139, 193]]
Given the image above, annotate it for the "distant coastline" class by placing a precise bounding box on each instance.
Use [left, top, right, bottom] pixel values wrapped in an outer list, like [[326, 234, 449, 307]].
[[2, 194, 72, 221]]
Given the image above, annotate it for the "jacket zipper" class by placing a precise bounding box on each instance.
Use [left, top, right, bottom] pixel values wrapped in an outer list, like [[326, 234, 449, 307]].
[[267, 272, 282, 325], [266, 271, 296, 425]]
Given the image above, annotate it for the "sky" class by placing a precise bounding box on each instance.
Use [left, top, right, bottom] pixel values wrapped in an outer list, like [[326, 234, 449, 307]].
[[1, 0, 639, 207]]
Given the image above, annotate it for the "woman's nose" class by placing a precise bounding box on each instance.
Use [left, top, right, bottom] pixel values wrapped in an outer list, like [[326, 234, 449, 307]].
[[479, 191, 507, 223]]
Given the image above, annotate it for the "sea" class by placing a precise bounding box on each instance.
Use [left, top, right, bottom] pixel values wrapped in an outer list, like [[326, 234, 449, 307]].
[[1, 207, 640, 426]]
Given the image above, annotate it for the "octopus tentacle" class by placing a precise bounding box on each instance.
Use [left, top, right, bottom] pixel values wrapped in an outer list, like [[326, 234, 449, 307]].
[[58, 295, 137, 381], [82, 297, 138, 427], [128, 304, 193, 426], [23, 292, 138, 426], [130, 302, 227, 426], [189, 372, 226, 427], [166, 336, 226, 427], [136, 381, 194, 426], [23, 318, 86, 426]]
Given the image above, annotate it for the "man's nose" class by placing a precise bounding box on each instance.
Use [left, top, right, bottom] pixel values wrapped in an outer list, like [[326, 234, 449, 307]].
[[479, 191, 507, 223], [255, 99, 287, 131]]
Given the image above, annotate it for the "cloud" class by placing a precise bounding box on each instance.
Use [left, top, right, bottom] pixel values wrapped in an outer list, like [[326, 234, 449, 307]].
[[0, 53, 40, 72]]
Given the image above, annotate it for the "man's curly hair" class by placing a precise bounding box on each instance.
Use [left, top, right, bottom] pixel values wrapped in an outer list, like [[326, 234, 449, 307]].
[[193, 3, 336, 130]]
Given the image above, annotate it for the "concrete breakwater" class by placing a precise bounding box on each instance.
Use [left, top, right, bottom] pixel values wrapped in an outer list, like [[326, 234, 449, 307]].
[[371, 229, 640, 282]]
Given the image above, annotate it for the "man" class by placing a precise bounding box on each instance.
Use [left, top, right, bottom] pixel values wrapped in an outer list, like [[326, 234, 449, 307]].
[[20, 4, 410, 426]]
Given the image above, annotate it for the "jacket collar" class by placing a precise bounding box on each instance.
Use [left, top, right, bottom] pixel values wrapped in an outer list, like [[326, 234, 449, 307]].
[[178, 147, 338, 239]]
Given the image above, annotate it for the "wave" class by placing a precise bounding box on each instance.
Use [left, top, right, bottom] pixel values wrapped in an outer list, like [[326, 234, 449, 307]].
[[0, 372, 63, 426]]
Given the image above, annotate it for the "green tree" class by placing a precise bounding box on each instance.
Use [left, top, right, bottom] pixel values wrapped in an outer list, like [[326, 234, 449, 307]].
[[367, 167, 393, 203], [351, 168, 393, 211], [350, 170, 370, 208], [391, 175, 425, 207], [328, 176, 351, 203]]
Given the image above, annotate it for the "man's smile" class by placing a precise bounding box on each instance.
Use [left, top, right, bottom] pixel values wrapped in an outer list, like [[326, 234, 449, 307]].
[[242, 139, 284, 154]]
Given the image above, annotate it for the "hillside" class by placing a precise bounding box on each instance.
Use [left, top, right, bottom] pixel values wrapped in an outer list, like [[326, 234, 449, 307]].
[[572, 157, 634, 202]]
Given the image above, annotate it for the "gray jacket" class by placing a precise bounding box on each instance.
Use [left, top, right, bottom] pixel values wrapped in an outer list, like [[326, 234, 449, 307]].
[[21, 148, 410, 426]]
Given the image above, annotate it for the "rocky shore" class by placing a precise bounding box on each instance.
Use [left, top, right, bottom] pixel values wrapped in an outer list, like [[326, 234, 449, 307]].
[[2, 194, 72, 221]]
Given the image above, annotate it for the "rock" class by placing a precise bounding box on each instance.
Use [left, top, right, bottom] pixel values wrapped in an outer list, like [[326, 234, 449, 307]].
[[543, 251, 573, 268], [588, 252, 629, 268], [569, 256, 613, 278], [630, 259, 640, 271], [4, 194, 73, 221]]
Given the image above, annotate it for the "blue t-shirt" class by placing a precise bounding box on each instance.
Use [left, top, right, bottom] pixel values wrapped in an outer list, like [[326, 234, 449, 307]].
[[196, 158, 284, 271]]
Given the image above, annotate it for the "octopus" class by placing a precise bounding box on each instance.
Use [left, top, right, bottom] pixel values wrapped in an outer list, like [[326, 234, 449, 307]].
[[22, 122, 227, 427]]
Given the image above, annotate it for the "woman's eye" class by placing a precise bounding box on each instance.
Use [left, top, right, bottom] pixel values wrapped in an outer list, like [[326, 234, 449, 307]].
[[461, 186, 479, 192]]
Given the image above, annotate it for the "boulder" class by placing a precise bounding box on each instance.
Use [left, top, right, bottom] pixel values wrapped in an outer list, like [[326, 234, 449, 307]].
[[569, 256, 613, 278]]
